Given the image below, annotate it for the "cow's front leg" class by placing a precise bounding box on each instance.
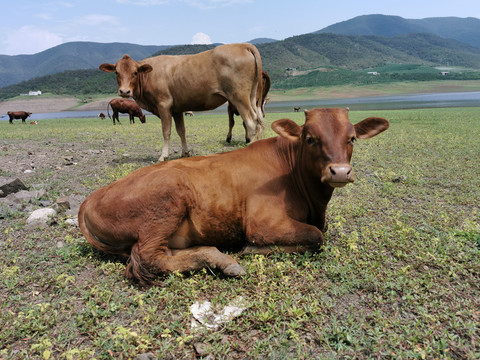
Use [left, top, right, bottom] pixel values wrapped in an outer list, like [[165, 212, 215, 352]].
[[157, 109, 173, 161], [173, 112, 190, 157], [244, 212, 325, 255]]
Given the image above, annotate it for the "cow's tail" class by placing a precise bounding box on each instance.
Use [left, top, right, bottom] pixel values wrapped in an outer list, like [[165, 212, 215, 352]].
[[107, 101, 112, 119], [125, 243, 160, 286], [247, 44, 264, 139]]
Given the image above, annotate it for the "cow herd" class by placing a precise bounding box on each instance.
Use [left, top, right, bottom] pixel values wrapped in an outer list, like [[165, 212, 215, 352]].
[[5, 43, 390, 285]]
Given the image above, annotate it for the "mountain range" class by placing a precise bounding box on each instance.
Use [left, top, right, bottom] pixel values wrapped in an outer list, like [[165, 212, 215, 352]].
[[1, 14, 480, 91]]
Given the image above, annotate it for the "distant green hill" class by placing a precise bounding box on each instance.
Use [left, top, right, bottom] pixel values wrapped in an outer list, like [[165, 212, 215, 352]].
[[316, 14, 480, 48], [0, 42, 169, 88], [2, 31, 480, 99]]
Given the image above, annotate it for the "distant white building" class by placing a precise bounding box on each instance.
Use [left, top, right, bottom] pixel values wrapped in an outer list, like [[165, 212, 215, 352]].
[[28, 90, 42, 96], [367, 71, 379, 76]]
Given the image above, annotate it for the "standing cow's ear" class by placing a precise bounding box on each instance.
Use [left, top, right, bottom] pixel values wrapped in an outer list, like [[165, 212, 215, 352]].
[[138, 64, 153, 73], [354, 117, 389, 139], [271, 119, 302, 141], [99, 63, 116, 73]]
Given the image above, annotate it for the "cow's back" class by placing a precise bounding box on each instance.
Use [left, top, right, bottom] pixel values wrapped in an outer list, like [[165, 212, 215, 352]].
[[138, 43, 260, 112]]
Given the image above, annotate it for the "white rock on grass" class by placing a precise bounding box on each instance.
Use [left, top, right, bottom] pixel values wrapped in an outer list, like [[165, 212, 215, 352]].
[[26, 208, 56, 227]]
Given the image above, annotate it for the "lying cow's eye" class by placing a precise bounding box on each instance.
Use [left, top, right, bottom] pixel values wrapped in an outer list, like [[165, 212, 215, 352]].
[[349, 137, 357, 145], [306, 137, 316, 146]]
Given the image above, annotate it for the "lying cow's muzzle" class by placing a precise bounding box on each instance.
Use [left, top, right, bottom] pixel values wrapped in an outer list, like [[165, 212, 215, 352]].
[[322, 164, 355, 188]]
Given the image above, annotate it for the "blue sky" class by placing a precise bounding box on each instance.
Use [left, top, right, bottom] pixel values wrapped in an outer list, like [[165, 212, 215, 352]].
[[2, 0, 479, 55]]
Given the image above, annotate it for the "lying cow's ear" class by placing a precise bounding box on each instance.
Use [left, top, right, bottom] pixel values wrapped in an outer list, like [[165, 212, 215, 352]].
[[272, 119, 302, 141], [99, 63, 116, 73], [138, 64, 153, 73], [354, 117, 390, 139]]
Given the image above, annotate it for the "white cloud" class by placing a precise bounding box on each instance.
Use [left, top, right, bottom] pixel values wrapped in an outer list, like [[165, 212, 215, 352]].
[[191, 32, 213, 44], [80, 14, 120, 26], [3, 26, 63, 55]]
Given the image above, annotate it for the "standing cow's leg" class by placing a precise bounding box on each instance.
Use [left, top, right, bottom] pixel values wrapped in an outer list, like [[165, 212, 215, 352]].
[[130, 113, 134, 124], [226, 103, 235, 143], [157, 108, 173, 162], [233, 101, 258, 143], [112, 110, 119, 125], [254, 103, 265, 141], [173, 112, 190, 158]]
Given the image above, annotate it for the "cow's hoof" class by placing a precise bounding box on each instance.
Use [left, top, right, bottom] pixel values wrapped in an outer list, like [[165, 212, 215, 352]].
[[223, 263, 246, 277]]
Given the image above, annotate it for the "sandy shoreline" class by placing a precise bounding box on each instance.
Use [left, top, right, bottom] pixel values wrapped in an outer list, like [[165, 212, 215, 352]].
[[0, 96, 109, 115]]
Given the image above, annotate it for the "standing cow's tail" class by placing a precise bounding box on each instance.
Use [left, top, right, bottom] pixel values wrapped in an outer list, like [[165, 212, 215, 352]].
[[247, 44, 264, 141], [107, 101, 112, 119]]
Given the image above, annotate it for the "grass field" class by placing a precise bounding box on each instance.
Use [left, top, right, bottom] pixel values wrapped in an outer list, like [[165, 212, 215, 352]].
[[0, 107, 479, 359]]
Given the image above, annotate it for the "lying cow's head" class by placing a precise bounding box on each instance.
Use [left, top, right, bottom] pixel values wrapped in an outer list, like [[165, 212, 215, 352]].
[[99, 54, 153, 98], [272, 108, 389, 188]]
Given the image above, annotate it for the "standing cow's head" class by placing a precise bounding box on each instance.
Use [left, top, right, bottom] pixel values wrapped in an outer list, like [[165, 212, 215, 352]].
[[272, 108, 389, 188], [99, 54, 153, 98]]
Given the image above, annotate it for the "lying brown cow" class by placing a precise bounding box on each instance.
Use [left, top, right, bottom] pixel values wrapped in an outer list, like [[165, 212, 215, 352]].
[[107, 98, 146, 125], [98, 112, 106, 120], [226, 70, 271, 143], [99, 43, 264, 161], [8, 111, 32, 124], [78, 108, 389, 285]]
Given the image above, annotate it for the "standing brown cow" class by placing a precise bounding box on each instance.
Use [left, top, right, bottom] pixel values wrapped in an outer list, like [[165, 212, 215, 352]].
[[107, 98, 146, 125], [78, 108, 389, 285], [99, 43, 264, 161], [226, 70, 271, 143], [7, 111, 32, 124]]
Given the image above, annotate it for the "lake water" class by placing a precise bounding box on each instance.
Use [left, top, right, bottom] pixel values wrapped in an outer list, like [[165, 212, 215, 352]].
[[3, 91, 480, 121]]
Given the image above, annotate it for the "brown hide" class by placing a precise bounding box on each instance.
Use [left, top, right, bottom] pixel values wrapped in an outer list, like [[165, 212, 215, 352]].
[[78, 108, 389, 285], [226, 70, 271, 143], [8, 111, 32, 124], [99, 43, 264, 161], [107, 98, 146, 125]]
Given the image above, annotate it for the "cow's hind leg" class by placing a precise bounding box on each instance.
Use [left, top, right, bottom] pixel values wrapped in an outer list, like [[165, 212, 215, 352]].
[[234, 101, 259, 143], [226, 104, 235, 143], [126, 244, 245, 285], [173, 112, 190, 157]]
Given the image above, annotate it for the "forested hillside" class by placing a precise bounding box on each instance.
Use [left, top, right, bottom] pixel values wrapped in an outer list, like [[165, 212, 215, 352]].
[[316, 14, 480, 48], [2, 30, 480, 100], [0, 42, 168, 88]]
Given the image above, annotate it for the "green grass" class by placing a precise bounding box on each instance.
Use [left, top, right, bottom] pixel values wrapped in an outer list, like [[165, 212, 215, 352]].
[[0, 108, 479, 359]]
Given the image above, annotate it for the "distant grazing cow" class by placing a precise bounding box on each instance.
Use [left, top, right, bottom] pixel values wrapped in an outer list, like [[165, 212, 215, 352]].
[[98, 112, 106, 120], [78, 108, 389, 285], [99, 43, 264, 161], [294, 107, 301, 112], [226, 70, 271, 143], [184, 111, 194, 117], [8, 111, 32, 124], [107, 98, 146, 125]]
